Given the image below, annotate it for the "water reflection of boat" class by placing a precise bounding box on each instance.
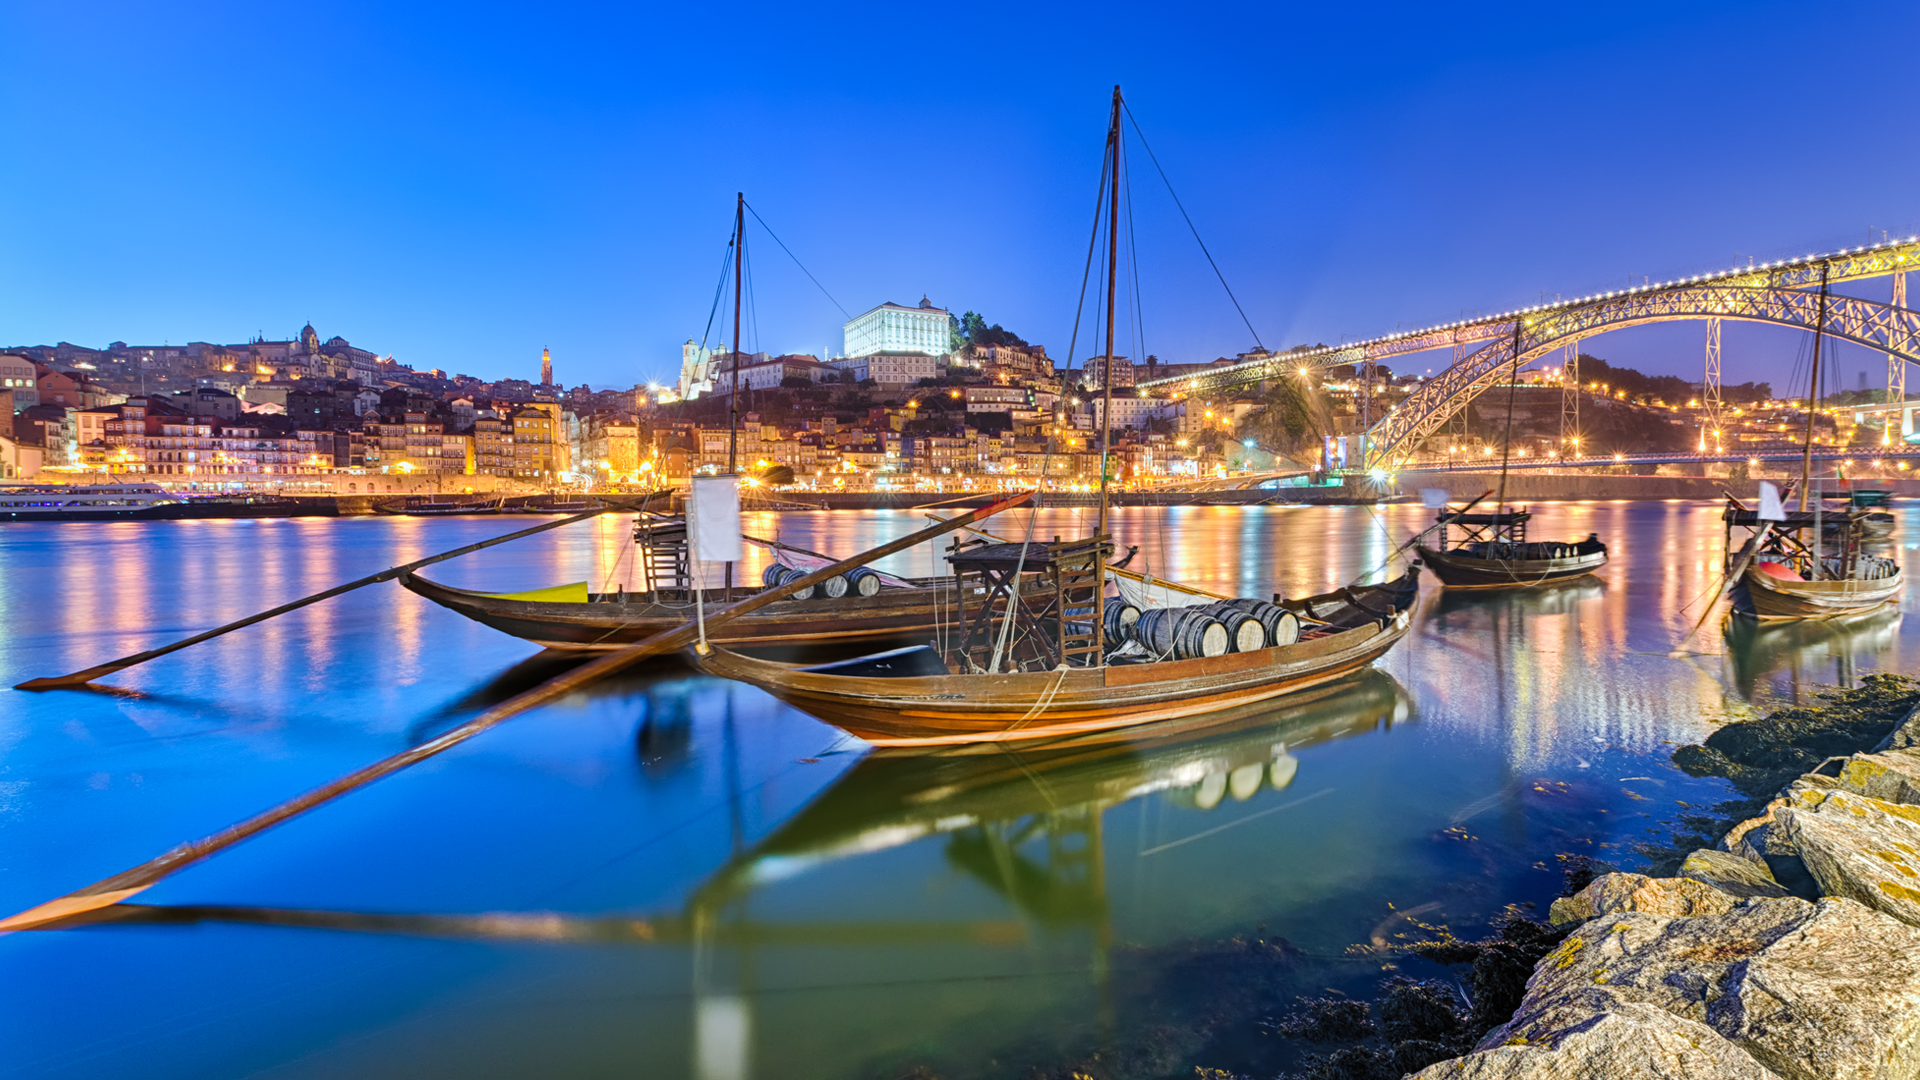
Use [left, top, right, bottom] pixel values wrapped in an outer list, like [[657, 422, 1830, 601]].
[[688, 669, 1410, 916], [63, 669, 1411, 941], [1426, 574, 1604, 618], [52, 669, 1409, 1080], [1722, 606, 1903, 700]]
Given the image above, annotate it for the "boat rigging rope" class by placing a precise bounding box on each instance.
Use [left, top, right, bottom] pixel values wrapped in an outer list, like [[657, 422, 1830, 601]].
[[1005, 665, 1072, 733], [1122, 101, 1265, 352], [742, 200, 852, 320]]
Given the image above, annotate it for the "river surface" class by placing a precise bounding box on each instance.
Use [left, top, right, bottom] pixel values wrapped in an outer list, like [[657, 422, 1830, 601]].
[[2, 501, 1914, 1079]]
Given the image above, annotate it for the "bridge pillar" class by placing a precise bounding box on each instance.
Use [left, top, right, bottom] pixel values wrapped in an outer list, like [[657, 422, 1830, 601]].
[[1701, 317, 1724, 452], [1888, 272, 1908, 446], [1560, 339, 1580, 455]]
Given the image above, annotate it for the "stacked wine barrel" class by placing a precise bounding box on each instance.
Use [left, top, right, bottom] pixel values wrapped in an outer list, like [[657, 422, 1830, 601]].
[[760, 563, 887, 600], [1104, 596, 1302, 661]]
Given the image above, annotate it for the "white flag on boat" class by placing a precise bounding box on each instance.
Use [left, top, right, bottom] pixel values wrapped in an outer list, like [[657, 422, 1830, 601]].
[[689, 475, 744, 563], [1419, 488, 1451, 509], [1756, 480, 1786, 522]]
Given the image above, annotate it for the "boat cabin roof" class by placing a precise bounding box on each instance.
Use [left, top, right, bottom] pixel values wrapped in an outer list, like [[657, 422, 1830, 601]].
[[947, 537, 1113, 571], [1723, 507, 1869, 528], [1442, 510, 1529, 526]]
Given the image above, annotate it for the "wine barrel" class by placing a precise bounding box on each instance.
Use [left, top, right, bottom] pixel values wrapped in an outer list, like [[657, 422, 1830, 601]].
[[1133, 607, 1230, 660], [1238, 601, 1300, 647], [1103, 597, 1141, 644], [819, 574, 850, 599], [765, 566, 816, 601], [846, 567, 883, 596], [1206, 606, 1267, 652], [761, 563, 788, 587]]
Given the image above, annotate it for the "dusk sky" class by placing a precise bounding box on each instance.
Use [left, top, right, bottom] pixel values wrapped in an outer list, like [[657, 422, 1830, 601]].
[[5, 1, 1917, 394]]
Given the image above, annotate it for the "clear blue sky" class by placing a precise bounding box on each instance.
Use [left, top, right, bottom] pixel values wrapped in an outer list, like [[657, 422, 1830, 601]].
[[4, 1, 1916, 395]]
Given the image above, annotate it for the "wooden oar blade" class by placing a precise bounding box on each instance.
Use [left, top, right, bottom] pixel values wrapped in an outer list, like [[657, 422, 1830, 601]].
[[0, 887, 149, 932]]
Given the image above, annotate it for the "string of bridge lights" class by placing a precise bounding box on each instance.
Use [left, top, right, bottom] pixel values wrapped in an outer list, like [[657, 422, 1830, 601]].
[[1139, 236, 1920, 391]]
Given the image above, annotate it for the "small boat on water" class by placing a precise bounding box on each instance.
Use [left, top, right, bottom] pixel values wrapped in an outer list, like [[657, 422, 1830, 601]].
[[376, 496, 507, 516], [403, 518, 1031, 654], [1725, 502, 1902, 620], [691, 569, 1416, 747], [1719, 270, 1901, 622], [0, 482, 306, 522], [404, 568, 993, 653], [1414, 508, 1607, 589]]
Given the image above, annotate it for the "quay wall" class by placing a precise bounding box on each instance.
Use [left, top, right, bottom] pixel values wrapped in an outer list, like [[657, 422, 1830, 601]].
[[1391, 470, 1920, 502]]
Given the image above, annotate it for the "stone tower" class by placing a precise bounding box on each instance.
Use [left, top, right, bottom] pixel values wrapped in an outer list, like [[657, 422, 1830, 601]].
[[541, 346, 552, 387]]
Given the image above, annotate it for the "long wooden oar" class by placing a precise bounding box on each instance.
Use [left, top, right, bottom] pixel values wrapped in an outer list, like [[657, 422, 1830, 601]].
[[0, 490, 1032, 933], [15, 494, 664, 691], [1671, 523, 1769, 656], [926, 515, 1231, 601]]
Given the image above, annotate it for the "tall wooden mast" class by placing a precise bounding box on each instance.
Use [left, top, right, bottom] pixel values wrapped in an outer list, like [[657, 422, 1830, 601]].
[[726, 192, 745, 596], [730, 192, 744, 476], [1096, 86, 1121, 542]]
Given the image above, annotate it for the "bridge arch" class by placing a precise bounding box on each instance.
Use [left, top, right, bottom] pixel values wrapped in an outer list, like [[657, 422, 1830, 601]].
[[1362, 285, 1920, 470]]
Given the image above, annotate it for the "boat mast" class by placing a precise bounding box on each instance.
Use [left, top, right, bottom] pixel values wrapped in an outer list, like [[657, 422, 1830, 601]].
[[1797, 265, 1829, 513], [727, 192, 745, 596], [1096, 86, 1121, 542], [731, 192, 744, 476], [1092, 86, 1122, 666]]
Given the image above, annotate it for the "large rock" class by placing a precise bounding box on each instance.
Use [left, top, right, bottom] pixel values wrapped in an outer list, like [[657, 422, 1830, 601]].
[[1679, 849, 1791, 899], [1720, 781, 1834, 899], [1831, 747, 1920, 805], [1547, 872, 1738, 927], [1779, 788, 1920, 927], [1487, 897, 1920, 1080], [1409, 994, 1778, 1079]]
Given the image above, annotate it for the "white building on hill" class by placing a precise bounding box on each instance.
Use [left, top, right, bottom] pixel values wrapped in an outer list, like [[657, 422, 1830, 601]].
[[843, 297, 952, 358]]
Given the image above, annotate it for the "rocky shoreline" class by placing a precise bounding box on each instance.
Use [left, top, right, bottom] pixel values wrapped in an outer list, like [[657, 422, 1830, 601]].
[[1407, 678, 1920, 1080]]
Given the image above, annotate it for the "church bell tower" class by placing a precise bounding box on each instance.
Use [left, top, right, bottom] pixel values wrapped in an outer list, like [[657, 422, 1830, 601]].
[[541, 346, 552, 387]]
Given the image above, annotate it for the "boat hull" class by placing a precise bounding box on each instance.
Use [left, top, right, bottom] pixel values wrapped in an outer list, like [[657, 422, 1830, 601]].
[[401, 571, 970, 652], [1414, 544, 1606, 589], [690, 604, 1412, 747], [0, 498, 313, 522], [1733, 563, 1904, 620]]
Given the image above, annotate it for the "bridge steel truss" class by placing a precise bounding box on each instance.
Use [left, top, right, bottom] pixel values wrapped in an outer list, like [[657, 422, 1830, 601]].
[[1132, 238, 1920, 472], [1368, 285, 1920, 470]]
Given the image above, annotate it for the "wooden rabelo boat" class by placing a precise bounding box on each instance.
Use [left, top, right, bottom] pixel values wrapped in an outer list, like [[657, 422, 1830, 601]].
[[1717, 269, 1901, 622], [1724, 502, 1902, 620], [691, 564, 1416, 746], [402, 519, 1005, 653], [1414, 508, 1607, 589], [689, 87, 1416, 748]]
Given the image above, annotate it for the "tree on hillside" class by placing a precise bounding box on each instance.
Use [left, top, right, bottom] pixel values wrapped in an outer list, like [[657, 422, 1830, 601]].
[[957, 311, 1029, 349]]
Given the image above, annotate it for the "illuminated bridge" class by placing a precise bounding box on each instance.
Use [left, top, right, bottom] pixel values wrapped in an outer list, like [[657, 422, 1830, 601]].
[[1135, 239, 1920, 473]]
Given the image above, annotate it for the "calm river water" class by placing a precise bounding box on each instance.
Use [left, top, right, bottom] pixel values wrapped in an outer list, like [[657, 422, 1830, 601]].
[[2, 502, 1914, 1079]]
